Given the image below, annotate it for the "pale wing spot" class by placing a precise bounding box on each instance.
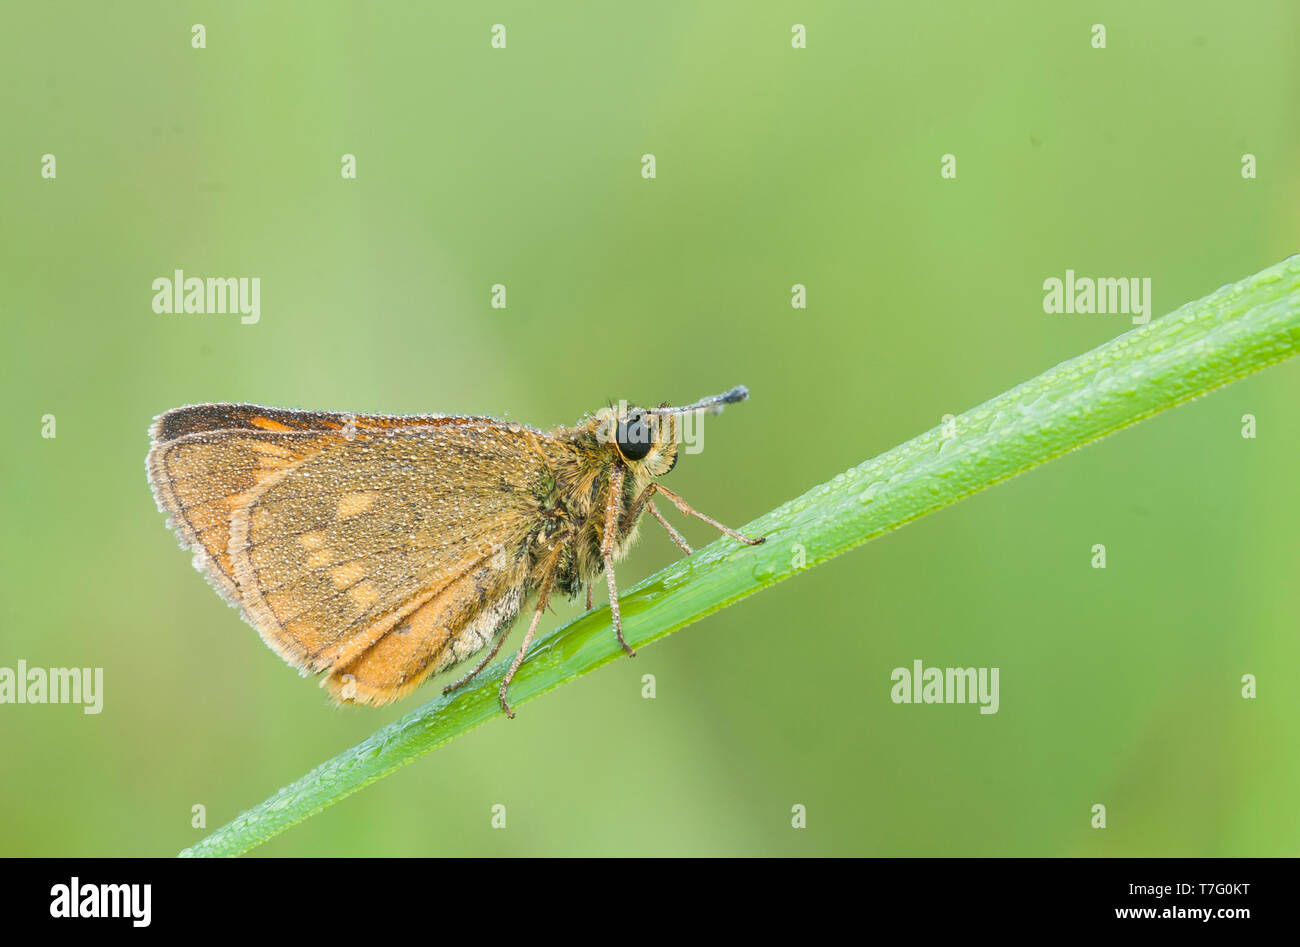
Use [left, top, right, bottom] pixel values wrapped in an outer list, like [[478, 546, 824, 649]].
[[307, 550, 334, 569], [330, 561, 366, 588], [299, 532, 326, 550], [336, 491, 377, 520], [349, 580, 381, 610]]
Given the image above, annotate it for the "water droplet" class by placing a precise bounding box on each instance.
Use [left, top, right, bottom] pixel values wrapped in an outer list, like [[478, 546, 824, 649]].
[[858, 480, 887, 503]]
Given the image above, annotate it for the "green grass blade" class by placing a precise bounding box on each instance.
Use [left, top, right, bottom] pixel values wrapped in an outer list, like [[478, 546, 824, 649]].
[[184, 255, 1300, 857]]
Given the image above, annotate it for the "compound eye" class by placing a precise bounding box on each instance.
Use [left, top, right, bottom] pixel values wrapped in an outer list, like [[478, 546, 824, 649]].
[[616, 414, 653, 461]]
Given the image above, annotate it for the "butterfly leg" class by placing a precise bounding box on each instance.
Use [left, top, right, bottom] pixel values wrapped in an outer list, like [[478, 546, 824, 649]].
[[622, 484, 692, 554], [603, 466, 635, 657], [497, 593, 549, 719], [446, 561, 561, 714], [652, 484, 765, 546], [648, 500, 692, 554], [443, 629, 511, 696]]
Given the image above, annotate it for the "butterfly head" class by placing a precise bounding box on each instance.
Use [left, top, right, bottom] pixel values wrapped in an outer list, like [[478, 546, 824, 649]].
[[594, 386, 749, 478]]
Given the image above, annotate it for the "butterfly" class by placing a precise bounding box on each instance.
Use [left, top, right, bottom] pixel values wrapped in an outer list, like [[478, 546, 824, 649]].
[[145, 388, 764, 716]]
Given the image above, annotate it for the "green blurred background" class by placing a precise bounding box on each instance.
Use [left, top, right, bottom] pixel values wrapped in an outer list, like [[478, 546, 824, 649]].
[[2, 1, 1298, 857]]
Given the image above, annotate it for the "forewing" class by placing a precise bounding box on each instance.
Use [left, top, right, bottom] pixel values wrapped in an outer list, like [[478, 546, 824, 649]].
[[147, 405, 550, 700]]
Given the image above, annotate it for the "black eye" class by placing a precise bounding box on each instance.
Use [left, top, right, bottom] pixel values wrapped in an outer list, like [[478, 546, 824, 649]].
[[616, 414, 653, 461]]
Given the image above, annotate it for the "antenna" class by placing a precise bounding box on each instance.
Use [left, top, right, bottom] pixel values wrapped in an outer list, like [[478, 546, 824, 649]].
[[644, 386, 749, 416]]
